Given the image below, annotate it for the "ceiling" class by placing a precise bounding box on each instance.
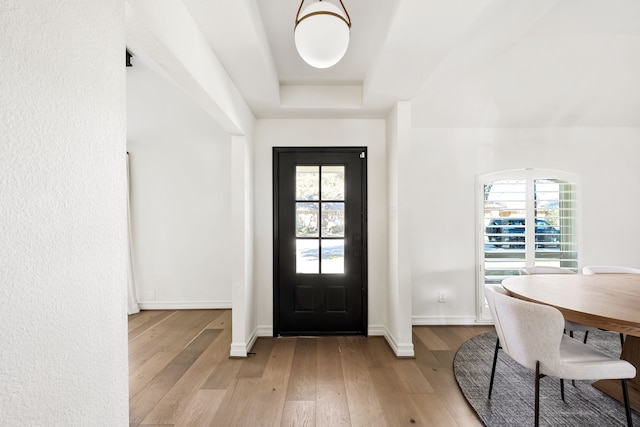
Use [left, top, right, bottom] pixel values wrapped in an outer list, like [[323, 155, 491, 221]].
[[130, 0, 640, 128]]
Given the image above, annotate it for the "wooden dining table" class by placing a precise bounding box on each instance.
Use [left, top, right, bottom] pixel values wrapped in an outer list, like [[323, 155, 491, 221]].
[[502, 273, 640, 411]]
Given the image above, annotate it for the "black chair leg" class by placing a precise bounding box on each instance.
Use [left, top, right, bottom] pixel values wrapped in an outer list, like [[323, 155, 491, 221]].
[[560, 378, 565, 401], [622, 379, 633, 427], [583, 331, 589, 344], [488, 337, 500, 399], [535, 361, 541, 427], [568, 330, 580, 385]]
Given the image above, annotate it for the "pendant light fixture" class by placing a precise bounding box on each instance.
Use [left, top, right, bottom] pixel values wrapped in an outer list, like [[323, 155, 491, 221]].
[[294, 0, 351, 69]]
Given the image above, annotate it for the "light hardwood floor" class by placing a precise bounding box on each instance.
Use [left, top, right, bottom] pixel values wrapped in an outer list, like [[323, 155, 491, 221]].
[[129, 309, 493, 426]]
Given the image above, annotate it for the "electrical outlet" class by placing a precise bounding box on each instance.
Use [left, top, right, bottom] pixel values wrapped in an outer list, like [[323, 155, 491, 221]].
[[150, 291, 156, 300], [438, 291, 446, 303]]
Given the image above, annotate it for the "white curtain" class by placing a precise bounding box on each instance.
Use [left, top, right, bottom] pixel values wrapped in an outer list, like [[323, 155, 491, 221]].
[[127, 152, 140, 315]]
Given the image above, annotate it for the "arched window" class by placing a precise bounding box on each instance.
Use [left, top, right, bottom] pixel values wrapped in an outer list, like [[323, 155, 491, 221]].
[[477, 169, 580, 321]]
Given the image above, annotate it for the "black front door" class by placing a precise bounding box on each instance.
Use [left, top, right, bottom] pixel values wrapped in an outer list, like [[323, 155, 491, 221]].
[[273, 147, 367, 336]]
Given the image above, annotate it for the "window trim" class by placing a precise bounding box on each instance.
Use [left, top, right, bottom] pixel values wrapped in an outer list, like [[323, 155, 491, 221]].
[[476, 169, 582, 322]]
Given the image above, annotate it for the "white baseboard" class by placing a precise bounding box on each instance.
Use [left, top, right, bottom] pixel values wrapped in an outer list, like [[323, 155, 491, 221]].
[[369, 324, 414, 357], [256, 325, 273, 337], [138, 300, 232, 310], [230, 326, 259, 358], [229, 342, 248, 358], [377, 325, 415, 357], [367, 324, 386, 336], [412, 315, 484, 325]]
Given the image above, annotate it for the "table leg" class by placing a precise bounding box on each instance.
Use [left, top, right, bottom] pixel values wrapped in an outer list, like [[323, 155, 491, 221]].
[[593, 335, 640, 411]]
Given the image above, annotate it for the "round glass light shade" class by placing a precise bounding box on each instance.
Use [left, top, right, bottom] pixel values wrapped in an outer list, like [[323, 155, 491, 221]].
[[294, 2, 350, 69]]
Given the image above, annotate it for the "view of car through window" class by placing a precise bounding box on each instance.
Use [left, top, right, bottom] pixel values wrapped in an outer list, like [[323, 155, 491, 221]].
[[485, 217, 560, 249], [483, 178, 566, 252]]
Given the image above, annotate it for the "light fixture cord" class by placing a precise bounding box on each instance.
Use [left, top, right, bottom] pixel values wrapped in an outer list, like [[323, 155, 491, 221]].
[[295, 0, 305, 25], [338, 0, 351, 27]]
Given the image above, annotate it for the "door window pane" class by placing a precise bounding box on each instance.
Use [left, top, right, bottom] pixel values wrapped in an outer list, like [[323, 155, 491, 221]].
[[296, 239, 319, 274], [321, 239, 344, 274], [296, 166, 319, 201], [296, 202, 319, 237], [321, 202, 344, 237], [321, 166, 345, 200]]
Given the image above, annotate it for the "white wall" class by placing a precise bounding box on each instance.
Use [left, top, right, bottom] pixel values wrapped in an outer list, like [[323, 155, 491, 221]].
[[253, 119, 388, 335], [411, 127, 640, 324], [0, 1, 128, 424], [127, 58, 233, 309]]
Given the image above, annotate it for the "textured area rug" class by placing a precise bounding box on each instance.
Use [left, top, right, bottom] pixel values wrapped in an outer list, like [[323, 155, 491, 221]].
[[454, 330, 640, 426]]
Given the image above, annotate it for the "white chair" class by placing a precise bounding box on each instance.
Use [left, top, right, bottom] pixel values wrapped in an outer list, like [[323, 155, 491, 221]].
[[486, 284, 575, 395], [583, 265, 640, 274], [520, 266, 576, 275], [520, 267, 598, 344], [486, 285, 510, 400], [485, 286, 635, 427]]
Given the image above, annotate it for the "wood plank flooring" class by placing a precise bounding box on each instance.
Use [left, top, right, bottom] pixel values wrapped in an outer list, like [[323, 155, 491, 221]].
[[129, 309, 493, 426]]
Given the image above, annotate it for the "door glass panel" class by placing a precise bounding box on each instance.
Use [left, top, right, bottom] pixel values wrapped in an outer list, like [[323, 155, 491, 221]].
[[296, 202, 319, 237], [321, 166, 345, 200], [295, 165, 347, 275], [296, 239, 319, 274], [296, 166, 319, 201], [321, 202, 344, 237], [321, 239, 344, 274]]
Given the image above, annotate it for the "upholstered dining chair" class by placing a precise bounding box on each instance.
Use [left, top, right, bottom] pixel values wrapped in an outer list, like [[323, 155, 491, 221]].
[[582, 265, 640, 347], [520, 266, 598, 344], [583, 265, 640, 274], [485, 285, 566, 398], [520, 266, 576, 275], [485, 285, 635, 427], [486, 285, 509, 400]]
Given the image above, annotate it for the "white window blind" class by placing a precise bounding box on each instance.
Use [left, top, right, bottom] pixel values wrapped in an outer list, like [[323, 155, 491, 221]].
[[478, 170, 579, 320]]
